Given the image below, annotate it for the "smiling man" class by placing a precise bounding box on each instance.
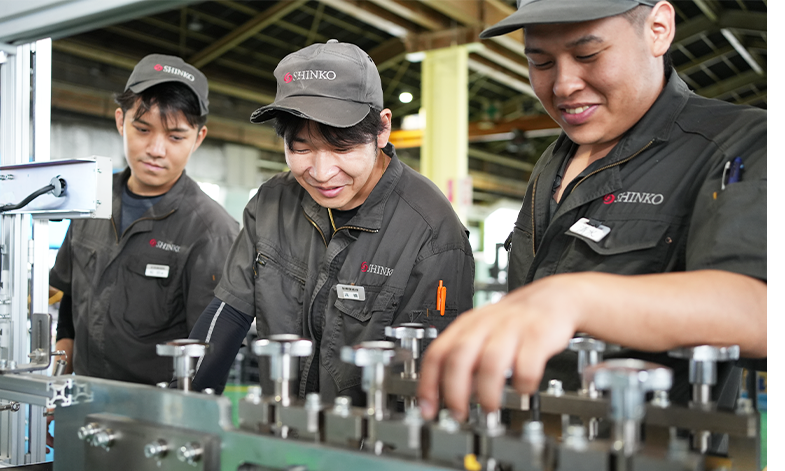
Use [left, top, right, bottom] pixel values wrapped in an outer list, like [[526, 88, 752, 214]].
[[418, 0, 766, 427], [187, 40, 475, 404], [49, 54, 239, 384]]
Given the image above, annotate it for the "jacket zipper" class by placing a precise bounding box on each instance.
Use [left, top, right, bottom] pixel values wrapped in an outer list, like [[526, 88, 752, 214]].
[[111, 209, 177, 243], [529, 174, 539, 257], [303, 211, 328, 248], [333, 225, 379, 235], [254, 252, 305, 286], [532, 139, 655, 257]]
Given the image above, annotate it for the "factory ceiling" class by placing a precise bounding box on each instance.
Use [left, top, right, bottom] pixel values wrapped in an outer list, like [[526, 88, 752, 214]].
[[45, 0, 767, 205]]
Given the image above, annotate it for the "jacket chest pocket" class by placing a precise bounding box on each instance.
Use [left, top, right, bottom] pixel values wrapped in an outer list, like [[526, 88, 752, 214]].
[[334, 287, 395, 340], [119, 255, 182, 339], [562, 218, 680, 275], [253, 251, 306, 335]]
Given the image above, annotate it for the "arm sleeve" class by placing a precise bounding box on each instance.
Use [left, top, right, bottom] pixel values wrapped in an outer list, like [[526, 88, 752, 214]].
[[686, 116, 766, 281], [55, 295, 75, 341], [190, 297, 253, 394], [49, 227, 73, 294], [182, 228, 239, 332], [395, 244, 476, 335], [214, 194, 262, 316]]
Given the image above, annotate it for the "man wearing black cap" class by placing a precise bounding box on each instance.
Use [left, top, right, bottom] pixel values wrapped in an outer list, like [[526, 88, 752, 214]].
[[187, 40, 475, 405], [49, 54, 239, 385], [418, 0, 766, 423]]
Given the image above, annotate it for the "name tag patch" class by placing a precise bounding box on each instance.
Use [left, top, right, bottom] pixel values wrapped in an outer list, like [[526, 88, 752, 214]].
[[569, 218, 611, 242], [336, 284, 365, 301], [145, 264, 170, 278]]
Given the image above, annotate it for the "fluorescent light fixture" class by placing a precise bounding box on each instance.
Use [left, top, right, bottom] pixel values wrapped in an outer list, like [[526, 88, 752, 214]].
[[399, 92, 413, 103], [405, 52, 426, 63]]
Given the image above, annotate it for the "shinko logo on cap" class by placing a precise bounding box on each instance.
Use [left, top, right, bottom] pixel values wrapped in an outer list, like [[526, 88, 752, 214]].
[[155, 64, 195, 82], [284, 70, 337, 83]]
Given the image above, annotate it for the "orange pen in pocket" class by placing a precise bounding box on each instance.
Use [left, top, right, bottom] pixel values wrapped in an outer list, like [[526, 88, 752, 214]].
[[437, 280, 446, 316]]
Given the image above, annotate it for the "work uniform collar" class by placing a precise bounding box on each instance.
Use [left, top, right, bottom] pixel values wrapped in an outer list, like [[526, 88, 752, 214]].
[[301, 143, 402, 232], [112, 167, 190, 228]]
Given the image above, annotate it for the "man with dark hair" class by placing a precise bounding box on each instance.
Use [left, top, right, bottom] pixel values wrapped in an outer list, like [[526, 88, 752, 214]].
[[49, 54, 239, 385], [418, 0, 766, 423], [188, 40, 475, 405]]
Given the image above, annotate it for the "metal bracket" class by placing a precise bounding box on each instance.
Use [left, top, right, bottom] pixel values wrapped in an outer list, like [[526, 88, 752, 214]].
[[0, 313, 54, 374]]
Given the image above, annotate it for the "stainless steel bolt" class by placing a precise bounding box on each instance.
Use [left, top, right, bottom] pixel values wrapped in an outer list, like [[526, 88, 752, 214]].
[[546, 379, 564, 396], [144, 439, 169, 459]]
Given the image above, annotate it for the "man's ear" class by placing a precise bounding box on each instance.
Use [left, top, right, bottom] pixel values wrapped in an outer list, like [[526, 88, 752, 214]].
[[114, 108, 125, 135], [648, 1, 676, 58], [377, 109, 393, 149], [192, 125, 208, 153]]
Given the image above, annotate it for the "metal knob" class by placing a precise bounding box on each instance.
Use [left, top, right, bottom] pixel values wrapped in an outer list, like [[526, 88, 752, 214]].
[[156, 339, 209, 392], [177, 441, 203, 465], [385, 323, 437, 379], [252, 334, 312, 407], [585, 359, 673, 457], [144, 439, 169, 459], [341, 341, 408, 420], [668, 345, 740, 404], [568, 336, 611, 397], [668, 345, 739, 453]]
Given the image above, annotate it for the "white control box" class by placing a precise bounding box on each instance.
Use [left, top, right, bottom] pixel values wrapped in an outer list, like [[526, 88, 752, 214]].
[[0, 156, 112, 219]]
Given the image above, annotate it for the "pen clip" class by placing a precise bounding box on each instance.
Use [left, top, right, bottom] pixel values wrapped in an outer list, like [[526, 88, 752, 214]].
[[721, 160, 730, 191]]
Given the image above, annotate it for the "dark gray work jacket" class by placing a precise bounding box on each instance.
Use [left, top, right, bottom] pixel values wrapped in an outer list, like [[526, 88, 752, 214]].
[[50, 168, 239, 384], [215, 144, 475, 404], [507, 72, 766, 405]]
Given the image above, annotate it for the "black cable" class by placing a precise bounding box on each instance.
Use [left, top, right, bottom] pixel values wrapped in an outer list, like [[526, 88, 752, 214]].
[[0, 177, 66, 213]]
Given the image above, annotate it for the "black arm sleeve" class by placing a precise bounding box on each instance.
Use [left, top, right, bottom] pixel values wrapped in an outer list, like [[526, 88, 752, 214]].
[[190, 297, 253, 394], [55, 295, 74, 341]]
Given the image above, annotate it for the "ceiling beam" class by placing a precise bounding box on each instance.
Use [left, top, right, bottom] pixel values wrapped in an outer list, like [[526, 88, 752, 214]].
[[467, 57, 535, 97], [368, 0, 452, 31], [52, 39, 276, 104], [674, 10, 766, 44], [369, 37, 408, 72], [468, 147, 534, 172], [188, 0, 308, 68], [421, 0, 482, 27], [389, 112, 558, 148], [469, 170, 527, 198], [405, 26, 484, 52], [696, 69, 765, 99], [468, 113, 558, 137], [317, 0, 416, 37]]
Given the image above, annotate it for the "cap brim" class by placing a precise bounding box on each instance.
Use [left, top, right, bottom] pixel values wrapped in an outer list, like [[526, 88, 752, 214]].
[[479, 3, 638, 38], [250, 95, 372, 128]]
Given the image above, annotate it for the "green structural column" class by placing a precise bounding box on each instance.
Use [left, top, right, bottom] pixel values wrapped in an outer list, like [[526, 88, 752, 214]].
[[420, 45, 470, 223]]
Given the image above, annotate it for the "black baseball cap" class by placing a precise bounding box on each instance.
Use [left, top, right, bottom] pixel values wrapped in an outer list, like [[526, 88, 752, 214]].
[[250, 39, 383, 128], [124, 54, 209, 116], [480, 0, 658, 38]]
